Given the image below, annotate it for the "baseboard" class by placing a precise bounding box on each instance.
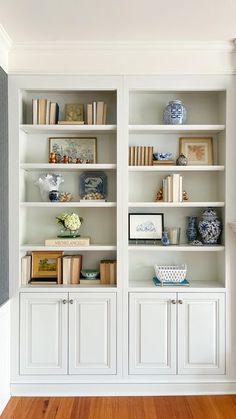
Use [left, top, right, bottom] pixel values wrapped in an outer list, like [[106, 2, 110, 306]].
[[0, 394, 10, 415], [11, 382, 236, 397]]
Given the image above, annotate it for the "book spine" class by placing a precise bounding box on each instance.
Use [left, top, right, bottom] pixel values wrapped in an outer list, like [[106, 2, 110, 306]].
[[141, 146, 145, 166], [93, 101, 97, 125], [87, 104, 93, 125], [144, 147, 149, 165], [32, 99, 38, 124], [179, 175, 183, 202], [57, 257, 62, 284], [45, 100, 50, 124], [130, 146, 134, 165], [71, 256, 82, 284], [162, 177, 167, 202], [137, 146, 141, 166], [149, 146, 153, 165], [45, 238, 90, 246], [96, 101, 104, 125], [100, 261, 106, 284], [102, 103, 107, 124], [63, 257, 72, 285], [134, 147, 138, 166], [38, 98, 47, 124], [21, 255, 31, 285], [172, 174, 180, 202]]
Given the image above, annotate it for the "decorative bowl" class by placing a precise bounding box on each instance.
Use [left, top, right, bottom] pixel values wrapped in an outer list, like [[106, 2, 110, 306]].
[[81, 269, 100, 279], [153, 152, 173, 161]]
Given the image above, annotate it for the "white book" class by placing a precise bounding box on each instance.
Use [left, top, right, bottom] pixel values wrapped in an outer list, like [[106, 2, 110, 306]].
[[167, 175, 173, 202], [172, 174, 180, 202], [162, 177, 168, 202], [21, 255, 31, 285], [179, 175, 183, 202], [62, 256, 72, 285], [32, 99, 38, 124], [93, 101, 97, 124], [96, 101, 104, 125], [45, 100, 50, 124]]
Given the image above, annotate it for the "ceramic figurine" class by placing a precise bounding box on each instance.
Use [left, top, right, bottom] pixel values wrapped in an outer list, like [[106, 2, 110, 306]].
[[198, 207, 222, 244], [156, 187, 163, 201], [182, 191, 189, 201], [163, 100, 187, 125], [176, 153, 188, 166], [161, 230, 170, 246], [49, 190, 60, 202], [63, 155, 69, 164], [186, 216, 198, 243], [49, 152, 56, 163]]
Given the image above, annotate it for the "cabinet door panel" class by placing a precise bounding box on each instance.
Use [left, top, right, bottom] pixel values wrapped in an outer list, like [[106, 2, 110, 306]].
[[20, 293, 68, 375], [69, 293, 116, 374], [129, 293, 176, 374], [178, 292, 225, 375]]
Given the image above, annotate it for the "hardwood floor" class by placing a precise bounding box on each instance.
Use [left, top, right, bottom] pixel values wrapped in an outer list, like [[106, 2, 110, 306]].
[[2, 396, 236, 419]]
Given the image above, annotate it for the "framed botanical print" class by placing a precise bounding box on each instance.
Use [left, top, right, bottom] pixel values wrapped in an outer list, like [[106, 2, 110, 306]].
[[179, 137, 213, 165]]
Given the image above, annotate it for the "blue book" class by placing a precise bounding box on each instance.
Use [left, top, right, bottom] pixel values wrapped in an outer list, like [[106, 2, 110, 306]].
[[153, 277, 190, 287]]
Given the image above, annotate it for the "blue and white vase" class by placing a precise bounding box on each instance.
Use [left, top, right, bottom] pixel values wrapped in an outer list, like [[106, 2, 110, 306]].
[[163, 100, 187, 125], [186, 216, 198, 243], [161, 230, 170, 246], [198, 208, 222, 244], [49, 190, 60, 202]]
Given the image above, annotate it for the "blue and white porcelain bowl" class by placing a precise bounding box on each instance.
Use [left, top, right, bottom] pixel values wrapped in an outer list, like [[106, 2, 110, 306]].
[[81, 269, 100, 279], [153, 152, 173, 161]]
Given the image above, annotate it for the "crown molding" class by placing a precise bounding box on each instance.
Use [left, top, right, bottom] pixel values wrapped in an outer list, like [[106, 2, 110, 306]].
[[3, 38, 236, 75]]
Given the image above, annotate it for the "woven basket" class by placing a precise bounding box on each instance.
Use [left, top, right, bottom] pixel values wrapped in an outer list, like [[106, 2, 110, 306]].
[[154, 264, 187, 283]]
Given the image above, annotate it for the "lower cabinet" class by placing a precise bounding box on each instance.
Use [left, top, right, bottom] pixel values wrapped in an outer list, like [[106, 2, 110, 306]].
[[20, 292, 116, 375], [129, 292, 225, 375]]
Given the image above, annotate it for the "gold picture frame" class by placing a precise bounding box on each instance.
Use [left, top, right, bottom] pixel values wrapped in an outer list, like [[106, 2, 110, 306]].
[[31, 251, 64, 279], [179, 137, 213, 165]]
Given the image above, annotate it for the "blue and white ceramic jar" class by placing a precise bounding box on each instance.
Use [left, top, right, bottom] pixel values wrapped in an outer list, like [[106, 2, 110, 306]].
[[161, 230, 170, 246], [49, 190, 60, 202], [198, 208, 222, 244], [186, 216, 198, 243], [163, 100, 187, 125]]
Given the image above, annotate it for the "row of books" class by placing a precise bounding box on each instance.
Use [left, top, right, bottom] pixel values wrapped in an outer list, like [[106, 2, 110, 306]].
[[32, 99, 107, 125], [162, 174, 183, 202], [129, 146, 153, 166], [21, 255, 116, 285], [32, 99, 59, 125]]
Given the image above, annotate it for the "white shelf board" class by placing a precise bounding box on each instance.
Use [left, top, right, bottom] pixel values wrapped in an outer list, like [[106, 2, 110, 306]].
[[128, 244, 225, 252], [20, 202, 117, 208], [129, 165, 225, 172], [21, 284, 117, 292], [129, 279, 225, 292], [20, 124, 117, 134], [21, 244, 117, 252], [128, 202, 225, 208], [20, 163, 116, 171], [129, 124, 225, 134]]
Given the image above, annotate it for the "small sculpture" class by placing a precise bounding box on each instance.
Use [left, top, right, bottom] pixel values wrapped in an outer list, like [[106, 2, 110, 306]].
[[156, 187, 164, 201], [161, 230, 170, 246], [63, 155, 69, 164], [182, 191, 189, 201], [59, 192, 73, 202], [176, 153, 188, 166], [49, 152, 56, 164]]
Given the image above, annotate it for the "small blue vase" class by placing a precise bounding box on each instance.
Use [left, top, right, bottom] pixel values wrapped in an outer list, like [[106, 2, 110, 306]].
[[163, 100, 187, 125], [161, 230, 170, 246], [49, 190, 60, 202], [186, 216, 198, 243]]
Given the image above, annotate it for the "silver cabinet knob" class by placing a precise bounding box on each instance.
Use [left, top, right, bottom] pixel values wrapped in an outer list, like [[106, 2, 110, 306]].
[[69, 299, 74, 304], [178, 300, 183, 304], [62, 299, 67, 304], [171, 299, 177, 304]]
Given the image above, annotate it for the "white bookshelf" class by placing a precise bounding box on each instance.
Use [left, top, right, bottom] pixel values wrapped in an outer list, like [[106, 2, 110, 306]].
[[128, 202, 225, 208], [21, 245, 117, 252], [20, 124, 117, 134], [129, 165, 225, 172], [20, 163, 117, 171], [128, 124, 225, 134], [20, 202, 117, 208], [128, 244, 225, 252]]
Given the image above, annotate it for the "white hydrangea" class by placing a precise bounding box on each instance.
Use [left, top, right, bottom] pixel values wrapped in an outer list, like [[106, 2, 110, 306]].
[[64, 213, 81, 231]]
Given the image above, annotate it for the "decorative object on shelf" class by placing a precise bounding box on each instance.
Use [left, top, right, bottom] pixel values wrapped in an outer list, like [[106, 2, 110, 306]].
[[49, 190, 60, 202], [163, 100, 187, 125], [153, 152, 173, 161], [59, 192, 73, 202], [129, 213, 164, 241], [153, 277, 190, 287], [64, 103, 84, 123], [154, 264, 187, 285], [182, 191, 189, 201], [81, 269, 100, 279], [179, 137, 213, 165], [63, 155, 69, 164], [189, 240, 203, 246], [186, 216, 198, 243], [156, 187, 164, 201], [49, 152, 56, 163], [31, 251, 64, 279], [198, 207, 222, 244], [56, 212, 83, 238], [49, 137, 97, 164], [45, 237, 90, 246], [129, 146, 153, 166], [161, 230, 170, 246], [176, 153, 188, 166], [80, 171, 107, 200], [35, 173, 64, 202], [167, 227, 181, 245]]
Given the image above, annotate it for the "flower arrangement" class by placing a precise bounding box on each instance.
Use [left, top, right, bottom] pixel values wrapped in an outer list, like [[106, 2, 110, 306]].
[[56, 212, 83, 237]]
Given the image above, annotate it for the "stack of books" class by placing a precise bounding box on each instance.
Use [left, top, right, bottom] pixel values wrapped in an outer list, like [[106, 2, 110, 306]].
[[86, 101, 107, 125], [32, 98, 59, 125], [60, 255, 82, 285], [100, 260, 117, 285], [162, 174, 183, 202], [129, 146, 153, 166]]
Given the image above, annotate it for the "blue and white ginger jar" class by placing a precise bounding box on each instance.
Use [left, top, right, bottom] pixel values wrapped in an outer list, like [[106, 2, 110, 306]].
[[198, 208, 222, 244], [163, 100, 187, 125]]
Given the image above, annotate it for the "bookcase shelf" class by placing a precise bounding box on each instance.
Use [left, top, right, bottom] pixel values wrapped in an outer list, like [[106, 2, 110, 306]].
[[128, 202, 225, 208], [128, 165, 225, 172], [20, 202, 117, 208], [128, 245, 225, 252], [128, 279, 225, 291], [20, 124, 117, 134], [21, 245, 117, 252], [20, 163, 117, 171], [128, 124, 225, 134]]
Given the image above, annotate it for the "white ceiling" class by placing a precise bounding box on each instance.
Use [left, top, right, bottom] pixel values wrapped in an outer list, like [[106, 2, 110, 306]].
[[0, 0, 236, 43]]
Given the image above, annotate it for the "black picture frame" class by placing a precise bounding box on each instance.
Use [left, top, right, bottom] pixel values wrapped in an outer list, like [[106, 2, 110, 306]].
[[128, 213, 164, 241]]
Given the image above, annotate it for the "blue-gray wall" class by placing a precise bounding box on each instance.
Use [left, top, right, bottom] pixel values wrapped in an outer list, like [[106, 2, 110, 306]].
[[0, 66, 9, 306]]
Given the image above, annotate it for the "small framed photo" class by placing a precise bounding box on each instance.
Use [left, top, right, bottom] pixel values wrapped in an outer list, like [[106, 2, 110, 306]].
[[129, 213, 164, 241], [65, 103, 84, 122], [179, 137, 213, 165], [49, 137, 97, 163], [31, 251, 63, 279]]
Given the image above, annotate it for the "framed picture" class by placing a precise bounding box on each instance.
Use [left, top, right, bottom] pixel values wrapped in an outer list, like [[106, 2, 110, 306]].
[[129, 213, 164, 241], [65, 103, 84, 122], [179, 137, 213, 165], [80, 171, 107, 200], [31, 251, 64, 279], [49, 137, 97, 163]]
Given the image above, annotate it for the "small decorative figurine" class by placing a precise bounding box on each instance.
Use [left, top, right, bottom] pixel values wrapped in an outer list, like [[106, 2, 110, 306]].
[[156, 187, 164, 201], [182, 191, 189, 201], [49, 152, 56, 163], [76, 158, 82, 164], [176, 153, 188, 166], [161, 230, 170, 246], [59, 192, 73, 202], [63, 155, 69, 164]]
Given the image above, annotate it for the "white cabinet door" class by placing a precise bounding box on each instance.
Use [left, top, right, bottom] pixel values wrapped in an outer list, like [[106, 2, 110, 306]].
[[69, 293, 116, 374], [20, 293, 68, 375], [129, 293, 177, 374], [178, 292, 225, 375]]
